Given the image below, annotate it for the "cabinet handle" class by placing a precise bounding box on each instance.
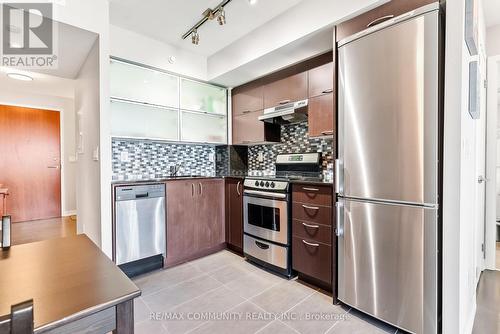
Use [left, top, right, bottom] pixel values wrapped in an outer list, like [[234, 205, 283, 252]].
[[302, 222, 319, 229], [302, 205, 319, 210], [322, 89, 334, 94], [279, 99, 291, 105], [367, 15, 395, 28], [236, 181, 241, 196], [302, 240, 320, 247], [191, 184, 195, 197], [302, 187, 319, 192], [321, 131, 334, 135], [242, 110, 252, 114], [199, 183, 203, 196]]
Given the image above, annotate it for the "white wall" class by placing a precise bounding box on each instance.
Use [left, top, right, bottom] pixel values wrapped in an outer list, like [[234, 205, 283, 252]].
[[110, 25, 208, 80], [486, 24, 500, 56], [442, 0, 488, 333], [75, 40, 101, 245], [0, 89, 77, 215], [207, 0, 387, 82]]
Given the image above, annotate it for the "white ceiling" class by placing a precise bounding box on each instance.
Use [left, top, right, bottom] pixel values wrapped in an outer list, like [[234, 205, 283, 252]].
[[0, 67, 75, 99], [110, 0, 304, 56], [484, 0, 500, 27]]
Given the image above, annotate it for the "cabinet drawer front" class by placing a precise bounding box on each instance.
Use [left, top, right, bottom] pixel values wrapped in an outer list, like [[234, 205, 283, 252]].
[[292, 202, 332, 226], [292, 236, 331, 284], [292, 219, 332, 245], [244, 234, 288, 270], [293, 184, 333, 207]]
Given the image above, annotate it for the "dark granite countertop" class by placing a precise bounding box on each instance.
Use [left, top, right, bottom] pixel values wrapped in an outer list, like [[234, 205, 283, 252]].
[[111, 174, 332, 186]]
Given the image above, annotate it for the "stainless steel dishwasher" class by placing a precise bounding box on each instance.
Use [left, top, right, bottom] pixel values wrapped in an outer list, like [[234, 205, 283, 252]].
[[115, 183, 166, 277]]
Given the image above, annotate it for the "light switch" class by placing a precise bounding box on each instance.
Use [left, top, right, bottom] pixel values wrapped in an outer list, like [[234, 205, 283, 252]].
[[258, 152, 264, 162], [208, 153, 215, 162]]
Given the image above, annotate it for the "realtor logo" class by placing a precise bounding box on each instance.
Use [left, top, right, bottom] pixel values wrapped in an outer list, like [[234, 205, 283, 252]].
[[1, 2, 57, 68]]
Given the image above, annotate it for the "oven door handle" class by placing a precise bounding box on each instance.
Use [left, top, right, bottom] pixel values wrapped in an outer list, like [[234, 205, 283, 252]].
[[243, 189, 287, 199]]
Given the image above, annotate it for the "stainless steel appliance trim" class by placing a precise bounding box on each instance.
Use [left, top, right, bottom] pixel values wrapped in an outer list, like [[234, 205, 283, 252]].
[[338, 2, 439, 47], [275, 152, 319, 164], [243, 234, 288, 269], [243, 195, 289, 245], [243, 189, 287, 199], [340, 196, 438, 209]]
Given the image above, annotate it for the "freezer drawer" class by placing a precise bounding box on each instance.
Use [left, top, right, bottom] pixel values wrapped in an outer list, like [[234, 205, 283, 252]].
[[337, 9, 439, 205], [337, 198, 437, 334]]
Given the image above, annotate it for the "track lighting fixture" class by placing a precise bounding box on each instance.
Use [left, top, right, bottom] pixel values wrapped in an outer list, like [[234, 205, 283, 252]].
[[191, 29, 199, 45], [181, 0, 233, 44], [217, 8, 226, 25]]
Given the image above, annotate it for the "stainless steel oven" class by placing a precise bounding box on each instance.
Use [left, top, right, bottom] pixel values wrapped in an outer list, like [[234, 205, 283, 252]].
[[243, 193, 288, 245]]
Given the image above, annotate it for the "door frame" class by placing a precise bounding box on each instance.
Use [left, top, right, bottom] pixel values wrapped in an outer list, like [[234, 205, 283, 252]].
[[485, 55, 500, 270], [0, 102, 65, 219]]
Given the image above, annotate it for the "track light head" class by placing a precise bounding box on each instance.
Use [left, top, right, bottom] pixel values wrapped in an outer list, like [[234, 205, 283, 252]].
[[217, 8, 226, 25], [191, 29, 200, 45]]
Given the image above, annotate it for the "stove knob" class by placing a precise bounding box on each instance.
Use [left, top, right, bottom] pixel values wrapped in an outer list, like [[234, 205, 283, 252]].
[[270, 182, 275, 188], [265, 182, 270, 187], [255, 181, 259, 187], [260, 181, 265, 187]]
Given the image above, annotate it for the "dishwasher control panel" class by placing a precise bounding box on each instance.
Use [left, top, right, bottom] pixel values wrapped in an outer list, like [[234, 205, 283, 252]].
[[115, 183, 165, 201]]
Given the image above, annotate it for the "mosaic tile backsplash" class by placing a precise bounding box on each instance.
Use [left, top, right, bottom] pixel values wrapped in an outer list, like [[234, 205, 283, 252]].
[[112, 123, 333, 180], [112, 139, 217, 180], [248, 123, 334, 174]]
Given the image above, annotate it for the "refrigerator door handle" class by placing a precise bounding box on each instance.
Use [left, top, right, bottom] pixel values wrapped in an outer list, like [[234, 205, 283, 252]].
[[335, 159, 344, 195], [336, 201, 344, 237]]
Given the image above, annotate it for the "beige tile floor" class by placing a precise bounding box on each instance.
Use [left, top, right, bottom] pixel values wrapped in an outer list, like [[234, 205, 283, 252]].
[[132, 250, 400, 334]]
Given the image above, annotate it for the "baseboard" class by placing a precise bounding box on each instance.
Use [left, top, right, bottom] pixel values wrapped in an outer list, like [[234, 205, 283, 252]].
[[62, 210, 76, 217]]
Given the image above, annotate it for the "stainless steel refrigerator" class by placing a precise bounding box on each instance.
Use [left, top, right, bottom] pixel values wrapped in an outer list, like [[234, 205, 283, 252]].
[[336, 3, 440, 334]]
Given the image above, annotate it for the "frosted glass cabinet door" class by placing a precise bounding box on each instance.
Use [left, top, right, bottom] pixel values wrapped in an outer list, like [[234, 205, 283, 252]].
[[110, 60, 179, 108], [180, 79, 227, 114], [181, 111, 227, 144], [111, 100, 179, 140]]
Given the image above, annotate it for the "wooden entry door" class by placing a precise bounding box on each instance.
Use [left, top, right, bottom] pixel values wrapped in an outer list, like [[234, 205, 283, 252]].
[[0, 105, 61, 222]]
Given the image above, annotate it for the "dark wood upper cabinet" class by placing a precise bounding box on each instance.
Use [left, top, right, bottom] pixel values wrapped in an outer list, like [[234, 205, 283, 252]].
[[336, 0, 438, 41], [225, 178, 243, 253], [232, 85, 264, 116], [308, 62, 334, 98], [263, 72, 308, 109], [233, 110, 280, 145], [308, 93, 334, 137]]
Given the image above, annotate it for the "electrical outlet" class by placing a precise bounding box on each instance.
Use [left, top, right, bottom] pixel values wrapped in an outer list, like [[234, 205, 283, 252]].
[[208, 153, 215, 162], [258, 151, 264, 162]]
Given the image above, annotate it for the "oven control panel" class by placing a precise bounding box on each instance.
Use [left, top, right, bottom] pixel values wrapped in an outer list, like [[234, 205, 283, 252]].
[[244, 179, 288, 191]]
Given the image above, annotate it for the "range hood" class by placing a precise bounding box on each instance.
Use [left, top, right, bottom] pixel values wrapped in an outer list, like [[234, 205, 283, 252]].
[[258, 99, 308, 125]]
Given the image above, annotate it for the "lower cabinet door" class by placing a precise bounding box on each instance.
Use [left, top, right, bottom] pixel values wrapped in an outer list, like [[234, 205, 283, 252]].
[[292, 236, 331, 284]]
